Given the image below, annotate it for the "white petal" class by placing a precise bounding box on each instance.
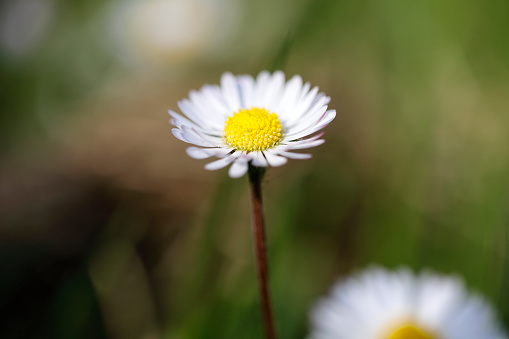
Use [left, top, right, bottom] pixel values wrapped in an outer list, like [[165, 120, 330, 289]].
[[172, 128, 214, 147], [169, 110, 211, 134], [221, 72, 241, 112], [294, 85, 321, 116], [237, 75, 255, 108], [171, 128, 187, 143], [285, 110, 336, 140], [301, 131, 325, 142], [285, 106, 328, 134], [253, 71, 271, 107], [204, 156, 235, 171], [284, 139, 325, 150], [181, 125, 225, 146], [251, 151, 268, 167], [274, 74, 303, 117], [276, 150, 312, 159], [280, 86, 320, 125], [201, 85, 231, 117], [285, 93, 330, 128], [189, 90, 228, 129], [228, 158, 249, 178], [186, 147, 230, 159], [178, 98, 224, 129], [279, 81, 312, 124], [264, 151, 288, 167], [261, 71, 285, 110]]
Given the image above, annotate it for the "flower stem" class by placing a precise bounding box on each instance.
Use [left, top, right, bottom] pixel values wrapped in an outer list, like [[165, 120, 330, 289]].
[[248, 165, 277, 339]]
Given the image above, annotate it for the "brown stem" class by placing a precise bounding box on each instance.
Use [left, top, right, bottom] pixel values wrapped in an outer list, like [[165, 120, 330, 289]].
[[248, 165, 277, 339]]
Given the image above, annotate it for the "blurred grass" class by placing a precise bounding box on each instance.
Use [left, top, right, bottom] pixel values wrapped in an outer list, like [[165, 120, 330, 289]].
[[1, 0, 509, 338]]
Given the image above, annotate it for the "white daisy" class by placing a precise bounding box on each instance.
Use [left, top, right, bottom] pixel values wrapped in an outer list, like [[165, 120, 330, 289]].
[[309, 267, 507, 339], [107, 0, 239, 69], [169, 71, 336, 178]]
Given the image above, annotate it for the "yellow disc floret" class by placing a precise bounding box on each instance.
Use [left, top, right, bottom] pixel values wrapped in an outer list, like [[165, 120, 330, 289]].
[[223, 107, 283, 152], [388, 324, 436, 339]]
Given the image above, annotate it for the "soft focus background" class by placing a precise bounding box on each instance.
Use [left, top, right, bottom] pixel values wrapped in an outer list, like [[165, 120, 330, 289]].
[[1, 0, 509, 338]]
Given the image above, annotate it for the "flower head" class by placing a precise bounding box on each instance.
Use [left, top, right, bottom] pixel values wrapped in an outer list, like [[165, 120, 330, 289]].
[[170, 71, 336, 178], [309, 267, 507, 339], [107, 0, 238, 69]]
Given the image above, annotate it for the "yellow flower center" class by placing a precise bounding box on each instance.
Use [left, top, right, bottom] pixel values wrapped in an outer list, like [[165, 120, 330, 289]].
[[223, 107, 283, 152], [388, 324, 436, 339]]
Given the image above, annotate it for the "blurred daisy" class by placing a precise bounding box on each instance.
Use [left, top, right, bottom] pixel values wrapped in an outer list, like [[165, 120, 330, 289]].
[[107, 0, 238, 69], [170, 71, 336, 178], [309, 267, 507, 339]]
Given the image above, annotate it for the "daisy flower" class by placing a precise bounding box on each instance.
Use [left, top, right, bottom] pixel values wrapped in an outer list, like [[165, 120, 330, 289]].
[[309, 267, 507, 339], [170, 71, 336, 178]]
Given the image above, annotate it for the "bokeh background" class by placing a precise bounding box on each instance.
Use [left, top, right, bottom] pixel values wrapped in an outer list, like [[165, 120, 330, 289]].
[[1, 0, 509, 338]]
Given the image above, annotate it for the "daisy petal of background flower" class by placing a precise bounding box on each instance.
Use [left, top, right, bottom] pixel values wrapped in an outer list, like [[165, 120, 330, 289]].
[[309, 267, 508, 339]]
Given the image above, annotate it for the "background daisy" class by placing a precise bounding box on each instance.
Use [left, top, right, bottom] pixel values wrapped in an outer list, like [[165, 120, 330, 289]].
[[309, 267, 508, 339], [170, 71, 336, 178]]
